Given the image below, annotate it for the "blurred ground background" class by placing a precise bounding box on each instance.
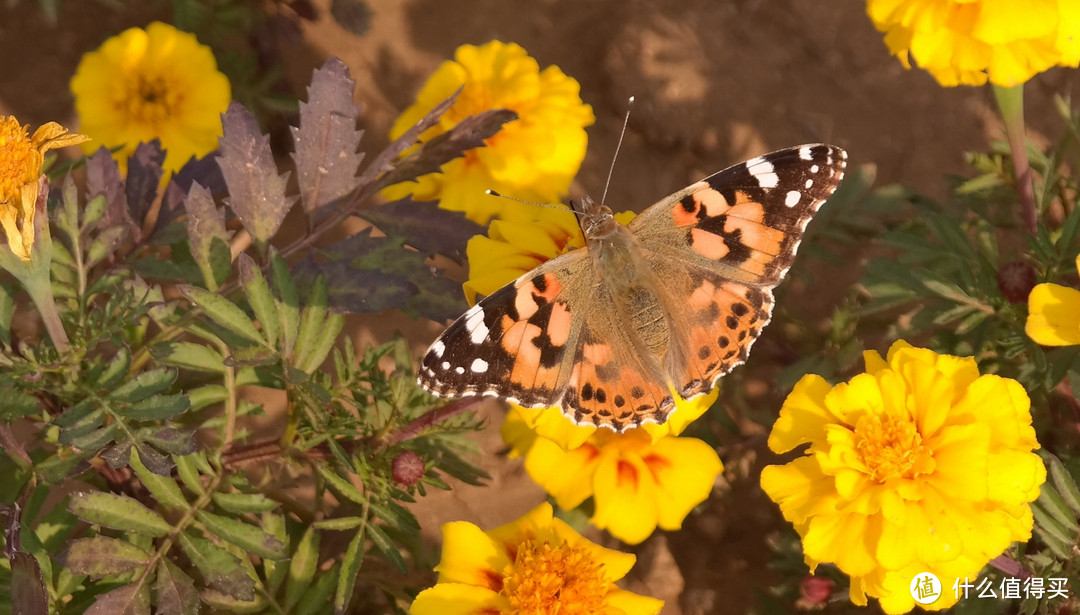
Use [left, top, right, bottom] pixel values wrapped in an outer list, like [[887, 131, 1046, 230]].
[[1, 0, 1078, 613]]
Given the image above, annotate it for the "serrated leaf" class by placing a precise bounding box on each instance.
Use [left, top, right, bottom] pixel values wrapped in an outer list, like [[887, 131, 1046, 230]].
[[1048, 455, 1080, 515], [179, 284, 265, 346], [0, 390, 39, 420], [68, 492, 172, 537], [126, 141, 166, 229], [85, 582, 151, 615], [63, 536, 151, 578], [178, 532, 255, 601], [380, 108, 518, 189], [293, 275, 344, 373], [366, 522, 406, 573], [184, 182, 232, 287], [124, 394, 191, 421], [64, 422, 118, 452], [155, 559, 199, 615], [109, 368, 177, 404], [356, 89, 458, 191], [142, 428, 196, 456], [1037, 484, 1079, 531], [130, 448, 189, 508], [293, 562, 340, 615], [269, 250, 300, 357], [284, 528, 320, 612], [150, 341, 226, 373], [316, 465, 366, 507], [223, 344, 278, 368], [87, 225, 127, 268], [291, 57, 365, 214], [238, 253, 279, 347], [103, 442, 132, 468], [175, 454, 207, 496], [132, 442, 174, 475], [199, 588, 266, 613], [217, 102, 296, 251], [86, 149, 139, 242], [311, 517, 364, 531], [356, 199, 482, 264], [211, 492, 278, 514], [335, 528, 366, 615], [98, 347, 132, 390], [196, 511, 287, 560], [11, 552, 48, 615]]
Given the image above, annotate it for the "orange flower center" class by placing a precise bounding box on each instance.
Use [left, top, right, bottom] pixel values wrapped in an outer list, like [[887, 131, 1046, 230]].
[[853, 413, 925, 482], [123, 74, 178, 127], [501, 538, 609, 614], [0, 117, 38, 202]]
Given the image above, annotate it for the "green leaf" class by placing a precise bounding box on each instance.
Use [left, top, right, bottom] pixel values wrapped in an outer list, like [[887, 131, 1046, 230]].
[[294, 275, 332, 372], [196, 511, 287, 560], [63, 536, 151, 578], [284, 528, 320, 612], [130, 448, 189, 509], [150, 341, 226, 373], [238, 253, 280, 348], [270, 251, 300, 357], [85, 582, 151, 615], [211, 492, 278, 514], [97, 347, 132, 390], [292, 562, 340, 615], [124, 395, 191, 421], [178, 285, 265, 346], [11, 552, 48, 615], [155, 559, 199, 615], [177, 532, 255, 601], [311, 517, 365, 531], [1037, 483, 1079, 531], [199, 589, 267, 613], [0, 282, 16, 346], [175, 454, 207, 496], [0, 390, 39, 420], [316, 465, 366, 506], [366, 522, 406, 574], [68, 492, 172, 537], [334, 528, 366, 615], [1047, 455, 1080, 516], [108, 368, 177, 404]]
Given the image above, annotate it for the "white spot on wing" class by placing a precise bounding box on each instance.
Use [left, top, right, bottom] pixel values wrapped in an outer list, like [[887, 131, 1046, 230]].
[[441, 361, 451, 371], [810, 164, 820, 174], [799, 145, 814, 161], [784, 191, 801, 207], [454, 366, 465, 375], [746, 157, 779, 188], [465, 306, 489, 344], [470, 358, 489, 373], [430, 339, 445, 358], [805, 178, 814, 189]]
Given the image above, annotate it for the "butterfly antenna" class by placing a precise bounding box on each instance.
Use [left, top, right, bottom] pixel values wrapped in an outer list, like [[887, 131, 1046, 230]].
[[485, 190, 570, 213], [599, 96, 635, 208]]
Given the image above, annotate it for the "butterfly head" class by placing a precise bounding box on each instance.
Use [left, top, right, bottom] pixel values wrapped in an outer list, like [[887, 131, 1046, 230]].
[[573, 195, 618, 239]]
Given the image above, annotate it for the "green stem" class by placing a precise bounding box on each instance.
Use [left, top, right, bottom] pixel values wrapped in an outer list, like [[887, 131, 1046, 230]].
[[993, 83, 1037, 235], [20, 264, 69, 354]]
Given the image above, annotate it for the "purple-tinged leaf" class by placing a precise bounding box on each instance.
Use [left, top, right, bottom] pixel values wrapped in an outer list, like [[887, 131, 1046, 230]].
[[217, 103, 296, 252], [355, 88, 459, 191], [178, 532, 255, 601], [356, 198, 482, 265], [126, 141, 166, 227], [85, 582, 151, 615], [146, 182, 189, 246], [184, 182, 232, 286], [293, 228, 468, 321], [63, 536, 151, 578], [86, 148, 139, 242], [156, 559, 199, 615], [291, 58, 365, 215], [11, 553, 48, 615], [172, 152, 227, 195], [379, 108, 518, 189]]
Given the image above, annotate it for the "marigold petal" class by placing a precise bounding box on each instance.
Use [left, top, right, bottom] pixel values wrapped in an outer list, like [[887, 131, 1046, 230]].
[[1027, 282, 1080, 345], [592, 453, 659, 544], [767, 374, 834, 453], [409, 583, 506, 615], [549, 516, 637, 581], [972, 0, 1057, 44], [760, 457, 839, 525], [646, 436, 722, 530], [987, 450, 1046, 505], [803, 512, 878, 576], [923, 423, 990, 502], [524, 437, 599, 509], [605, 588, 665, 615], [435, 521, 507, 588]]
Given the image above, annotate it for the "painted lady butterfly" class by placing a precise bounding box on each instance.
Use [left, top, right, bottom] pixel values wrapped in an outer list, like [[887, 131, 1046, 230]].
[[419, 144, 847, 432]]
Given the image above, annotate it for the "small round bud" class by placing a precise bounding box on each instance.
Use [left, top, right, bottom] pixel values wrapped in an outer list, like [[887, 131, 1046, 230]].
[[997, 261, 1037, 304], [392, 451, 425, 486]]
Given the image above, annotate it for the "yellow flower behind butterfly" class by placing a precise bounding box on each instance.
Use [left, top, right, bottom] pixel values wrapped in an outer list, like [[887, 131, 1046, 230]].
[[410, 502, 663, 615], [70, 21, 231, 175], [0, 116, 88, 260], [1026, 254, 1080, 345], [867, 0, 1080, 86], [761, 341, 1045, 614], [503, 407, 722, 545], [383, 41, 595, 225]]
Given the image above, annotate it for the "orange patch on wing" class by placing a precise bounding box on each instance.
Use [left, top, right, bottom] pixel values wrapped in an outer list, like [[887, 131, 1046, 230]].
[[688, 279, 719, 310], [696, 188, 731, 217], [690, 228, 731, 259], [513, 288, 540, 320], [533, 274, 563, 301], [548, 302, 572, 347], [502, 317, 543, 387], [583, 342, 613, 365]]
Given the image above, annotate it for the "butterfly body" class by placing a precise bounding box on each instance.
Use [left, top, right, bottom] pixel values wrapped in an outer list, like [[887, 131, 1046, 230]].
[[420, 144, 847, 432]]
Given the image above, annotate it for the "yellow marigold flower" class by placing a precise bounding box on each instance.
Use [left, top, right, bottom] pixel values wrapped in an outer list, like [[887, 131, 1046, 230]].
[[867, 0, 1080, 87], [410, 502, 663, 615], [383, 41, 595, 225], [70, 21, 231, 175], [1026, 254, 1080, 345], [0, 116, 88, 260], [503, 407, 722, 545], [761, 341, 1045, 614]]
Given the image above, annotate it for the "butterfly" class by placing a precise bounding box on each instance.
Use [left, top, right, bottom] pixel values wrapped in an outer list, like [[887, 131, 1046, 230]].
[[418, 144, 847, 432]]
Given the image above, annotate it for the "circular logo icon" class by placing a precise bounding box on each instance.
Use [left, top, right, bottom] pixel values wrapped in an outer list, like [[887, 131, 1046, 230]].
[[910, 572, 942, 605]]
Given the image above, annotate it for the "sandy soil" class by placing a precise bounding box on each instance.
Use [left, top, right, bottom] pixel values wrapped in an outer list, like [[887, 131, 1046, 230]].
[[2, 0, 1078, 613]]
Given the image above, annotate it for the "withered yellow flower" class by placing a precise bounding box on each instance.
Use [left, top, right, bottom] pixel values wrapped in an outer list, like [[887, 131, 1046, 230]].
[[0, 116, 88, 260]]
